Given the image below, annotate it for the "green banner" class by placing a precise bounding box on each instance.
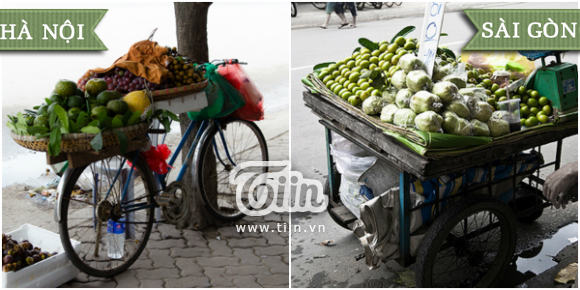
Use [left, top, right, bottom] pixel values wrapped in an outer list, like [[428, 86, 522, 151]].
[[464, 9, 580, 50], [0, 9, 107, 50]]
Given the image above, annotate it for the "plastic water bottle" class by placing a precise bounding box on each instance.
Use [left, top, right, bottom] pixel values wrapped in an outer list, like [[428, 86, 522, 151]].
[[107, 218, 125, 259]]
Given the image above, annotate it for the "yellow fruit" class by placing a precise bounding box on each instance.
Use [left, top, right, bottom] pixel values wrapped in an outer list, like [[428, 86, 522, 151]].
[[123, 90, 151, 114]]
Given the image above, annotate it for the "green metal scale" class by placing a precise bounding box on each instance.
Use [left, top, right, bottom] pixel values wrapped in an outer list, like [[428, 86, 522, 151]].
[[521, 51, 578, 116]]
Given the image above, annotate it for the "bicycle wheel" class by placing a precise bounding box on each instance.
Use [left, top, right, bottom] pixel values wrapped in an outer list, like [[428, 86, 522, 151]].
[[312, 2, 327, 10], [291, 2, 297, 17], [373, 2, 383, 9], [395, 2, 402, 6], [357, 2, 365, 10], [197, 117, 269, 221], [386, 2, 394, 7], [58, 152, 156, 277], [415, 194, 517, 287]]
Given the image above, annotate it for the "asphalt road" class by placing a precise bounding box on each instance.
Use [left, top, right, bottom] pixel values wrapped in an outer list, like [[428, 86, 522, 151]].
[[291, 2, 578, 287]]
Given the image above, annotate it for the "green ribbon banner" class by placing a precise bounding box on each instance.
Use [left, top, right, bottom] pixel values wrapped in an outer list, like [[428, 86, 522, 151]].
[[464, 9, 580, 51], [0, 9, 107, 50]]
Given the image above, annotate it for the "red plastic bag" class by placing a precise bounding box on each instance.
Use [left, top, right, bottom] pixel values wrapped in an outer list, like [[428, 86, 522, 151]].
[[218, 64, 264, 121], [129, 144, 173, 174]]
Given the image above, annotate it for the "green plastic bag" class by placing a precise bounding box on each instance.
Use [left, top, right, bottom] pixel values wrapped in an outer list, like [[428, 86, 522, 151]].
[[188, 63, 245, 121]]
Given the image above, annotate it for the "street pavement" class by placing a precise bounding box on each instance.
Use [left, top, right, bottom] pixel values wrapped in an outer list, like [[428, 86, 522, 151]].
[[291, 2, 578, 287]]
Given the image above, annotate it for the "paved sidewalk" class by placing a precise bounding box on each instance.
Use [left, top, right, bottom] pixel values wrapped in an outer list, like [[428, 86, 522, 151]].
[[60, 126, 290, 288], [291, 2, 512, 29]]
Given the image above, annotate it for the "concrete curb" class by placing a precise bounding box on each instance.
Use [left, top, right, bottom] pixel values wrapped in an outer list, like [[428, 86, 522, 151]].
[[291, 2, 518, 30]]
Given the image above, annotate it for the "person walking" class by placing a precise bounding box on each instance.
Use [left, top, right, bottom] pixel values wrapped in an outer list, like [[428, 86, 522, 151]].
[[343, 2, 357, 28], [319, 2, 349, 29]]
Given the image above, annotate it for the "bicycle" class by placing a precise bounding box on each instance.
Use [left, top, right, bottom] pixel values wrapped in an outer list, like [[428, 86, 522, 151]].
[[292, 2, 297, 17], [312, 2, 326, 10], [55, 59, 269, 277], [385, 2, 402, 8], [356, 2, 383, 10]]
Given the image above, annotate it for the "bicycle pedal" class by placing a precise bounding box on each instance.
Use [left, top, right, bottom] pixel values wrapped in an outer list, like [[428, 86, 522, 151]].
[[155, 193, 174, 206]]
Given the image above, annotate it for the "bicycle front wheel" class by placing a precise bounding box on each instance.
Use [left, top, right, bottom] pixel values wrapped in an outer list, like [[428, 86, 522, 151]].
[[312, 2, 326, 10], [58, 152, 156, 277], [197, 117, 269, 221]]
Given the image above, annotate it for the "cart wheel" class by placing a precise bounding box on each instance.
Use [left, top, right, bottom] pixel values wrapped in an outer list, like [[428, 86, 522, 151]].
[[415, 194, 517, 288], [323, 166, 352, 230], [510, 194, 544, 224]]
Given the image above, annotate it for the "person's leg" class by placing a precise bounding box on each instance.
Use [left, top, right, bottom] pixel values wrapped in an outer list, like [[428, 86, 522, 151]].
[[334, 3, 348, 28], [347, 2, 357, 27], [320, 3, 336, 28]]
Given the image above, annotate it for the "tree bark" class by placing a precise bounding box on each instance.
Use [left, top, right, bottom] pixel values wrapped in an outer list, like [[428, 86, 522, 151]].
[[174, 2, 219, 230]]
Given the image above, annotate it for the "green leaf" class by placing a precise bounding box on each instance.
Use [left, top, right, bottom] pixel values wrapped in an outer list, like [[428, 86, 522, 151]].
[[390, 26, 416, 44], [161, 118, 171, 133], [76, 111, 87, 129], [6, 121, 16, 133], [162, 110, 180, 122], [128, 110, 141, 126], [35, 132, 51, 139], [87, 120, 99, 127], [69, 121, 79, 133], [17, 112, 27, 125], [81, 126, 101, 134], [352, 47, 361, 55], [33, 105, 40, 110], [360, 70, 372, 79], [122, 111, 133, 126], [90, 132, 103, 151], [28, 126, 48, 135], [53, 104, 69, 134], [440, 33, 448, 37], [439, 48, 456, 60], [45, 98, 53, 105], [112, 116, 123, 128], [358, 38, 378, 51], [48, 127, 61, 157], [370, 72, 386, 90], [113, 130, 128, 154], [49, 111, 57, 129], [313, 62, 335, 73], [15, 123, 28, 135]]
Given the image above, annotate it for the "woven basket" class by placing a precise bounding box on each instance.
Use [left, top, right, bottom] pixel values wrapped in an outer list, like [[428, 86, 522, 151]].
[[10, 122, 150, 153], [151, 80, 208, 102]]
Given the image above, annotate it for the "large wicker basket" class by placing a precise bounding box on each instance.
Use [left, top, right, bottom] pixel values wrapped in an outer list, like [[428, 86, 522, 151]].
[[10, 122, 150, 153], [151, 80, 208, 102]]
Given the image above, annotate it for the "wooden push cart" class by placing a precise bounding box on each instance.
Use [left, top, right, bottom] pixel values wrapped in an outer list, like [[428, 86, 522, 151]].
[[304, 90, 578, 287]]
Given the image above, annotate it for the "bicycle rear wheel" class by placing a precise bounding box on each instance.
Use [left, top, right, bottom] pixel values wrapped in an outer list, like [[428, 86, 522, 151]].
[[291, 2, 297, 17], [357, 2, 366, 10], [312, 2, 326, 10], [197, 117, 269, 221], [58, 152, 156, 277]]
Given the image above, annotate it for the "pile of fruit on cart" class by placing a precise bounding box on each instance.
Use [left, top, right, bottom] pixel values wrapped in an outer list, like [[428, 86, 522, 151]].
[[308, 27, 553, 138], [2, 234, 56, 272], [6, 41, 198, 157]]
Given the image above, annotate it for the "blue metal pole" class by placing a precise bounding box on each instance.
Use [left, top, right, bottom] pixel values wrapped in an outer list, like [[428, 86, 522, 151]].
[[399, 171, 411, 266]]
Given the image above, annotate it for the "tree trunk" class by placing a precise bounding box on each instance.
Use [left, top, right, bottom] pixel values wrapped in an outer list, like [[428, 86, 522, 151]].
[[174, 2, 219, 230]]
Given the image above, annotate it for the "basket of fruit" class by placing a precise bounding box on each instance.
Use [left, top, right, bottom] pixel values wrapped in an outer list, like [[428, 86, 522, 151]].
[[7, 78, 177, 159], [302, 26, 556, 152], [77, 44, 208, 103]]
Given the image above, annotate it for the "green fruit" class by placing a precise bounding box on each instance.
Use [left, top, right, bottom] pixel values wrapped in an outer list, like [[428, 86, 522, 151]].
[[330, 83, 338, 91], [397, 50, 409, 57], [520, 106, 530, 117], [371, 89, 380, 97], [512, 94, 521, 99], [542, 105, 552, 115], [318, 71, 328, 79], [525, 117, 539, 127], [490, 83, 500, 93], [49, 94, 64, 105], [85, 78, 108, 95], [349, 72, 360, 83], [403, 42, 416, 50], [340, 67, 349, 76], [538, 96, 550, 106], [333, 85, 343, 95], [379, 43, 389, 53], [347, 61, 356, 69], [37, 105, 48, 116], [328, 64, 338, 72], [360, 82, 370, 90], [348, 95, 361, 106], [387, 43, 398, 53], [66, 95, 85, 108], [371, 50, 381, 57], [522, 95, 529, 104], [347, 83, 356, 90], [332, 70, 340, 78], [33, 115, 49, 128], [482, 79, 492, 87], [521, 118, 526, 126], [487, 99, 497, 107], [381, 62, 392, 71], [529, 107, 539, 116], [538, 114, 549, 124], [360, 91, 370, 101], [91, 106, 108, 119], [323, 75, 333, 83], [517, 86, 527, 95], [391, 55, 401, 65], [360, 60, 370, 69], [368, 64, 378, 71], [394, 36, 406, 46], [68, 107, 82, 119], [360, 54, 371, 61], [369, 56, 379, 65], [495, 88, 506, 97], [529, 90, 540, 99], [498, 96, 508, 102], [527, 98, 538, 107], [97, 91, 121, 106], [384, 53, 395, 62], [54, 79, 78, 98], [341, 91, 353, 99]]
